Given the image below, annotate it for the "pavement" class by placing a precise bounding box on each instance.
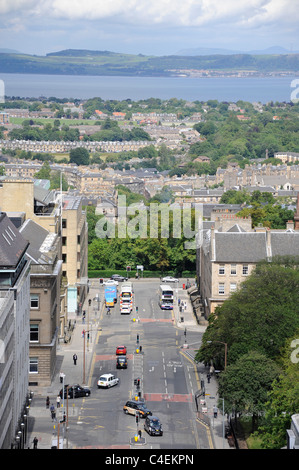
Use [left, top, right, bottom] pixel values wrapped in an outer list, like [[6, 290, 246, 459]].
[[26, 278, 231, 450]]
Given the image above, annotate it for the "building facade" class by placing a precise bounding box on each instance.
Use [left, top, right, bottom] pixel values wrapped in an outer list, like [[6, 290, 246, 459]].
[[19, 219, 62, 387], [197, 209, 299, 318], [0, 212, 31, 449]]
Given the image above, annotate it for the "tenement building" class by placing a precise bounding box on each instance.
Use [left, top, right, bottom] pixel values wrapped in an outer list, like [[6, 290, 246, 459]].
[[19, 219, 63, 387], [197, 206, 299, 318]]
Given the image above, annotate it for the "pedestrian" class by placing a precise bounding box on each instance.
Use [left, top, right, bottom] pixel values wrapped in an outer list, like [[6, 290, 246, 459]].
[[50, 403, 56, 421], [213, 405, 218, 418], [73, 353, 78, 365], [207, 373, 211, 383], [33, 436, 38, 449], [59, 371, 65, 384], [46, 396, 50, 408], [56, 395, 61, 408]]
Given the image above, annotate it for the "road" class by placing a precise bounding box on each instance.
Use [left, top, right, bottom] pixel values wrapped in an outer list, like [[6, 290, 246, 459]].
[[65, 279, 207, 449]]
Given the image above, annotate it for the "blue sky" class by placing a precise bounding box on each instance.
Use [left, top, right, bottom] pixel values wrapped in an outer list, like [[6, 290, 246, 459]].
[[0, 0, 298, 56]]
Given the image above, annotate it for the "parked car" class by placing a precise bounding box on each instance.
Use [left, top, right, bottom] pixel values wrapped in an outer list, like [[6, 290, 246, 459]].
[[111, 274, 127, 282], [144, 415, 163, 436], [59, 384, 91, 399], [116, 345, 127, 355], [123, 400, 152, 418], [116, 355, 127, 369], [97, 373, 119, 389], [103, 279, 118, 286], [162, 276, 178, 283]]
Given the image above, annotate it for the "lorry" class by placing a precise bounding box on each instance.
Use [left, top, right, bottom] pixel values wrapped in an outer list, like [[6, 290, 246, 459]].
[[105, 285, 117, 307]]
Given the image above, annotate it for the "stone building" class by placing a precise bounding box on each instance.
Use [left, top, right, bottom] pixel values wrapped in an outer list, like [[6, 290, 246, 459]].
[[19, 219, 62, 387], [197, 204, 299, 318]]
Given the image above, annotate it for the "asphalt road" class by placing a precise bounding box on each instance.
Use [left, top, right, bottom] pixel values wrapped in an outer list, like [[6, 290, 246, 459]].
[[64, 279, 206, 449]]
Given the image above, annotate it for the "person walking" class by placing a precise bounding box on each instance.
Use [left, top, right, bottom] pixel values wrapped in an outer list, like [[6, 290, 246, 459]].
[[73, 353, 78, 365], [50, 403, 56, 421], [213, 405, 218, 418], [33, 436, 38, 449], [46, 396, 50, 408], [56, 395, 61, 408]]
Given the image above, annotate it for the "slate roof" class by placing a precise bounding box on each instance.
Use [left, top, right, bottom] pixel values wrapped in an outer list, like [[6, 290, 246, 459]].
[[213, 231, 299, 263], [19, 219, 57, 265], [0, 212, 29, 268], [214, 232, 267, 262]]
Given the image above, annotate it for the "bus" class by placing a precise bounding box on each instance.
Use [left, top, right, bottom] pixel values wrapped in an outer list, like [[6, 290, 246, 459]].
[[105, 285, 117, 307], [159, 284, 174, 310]]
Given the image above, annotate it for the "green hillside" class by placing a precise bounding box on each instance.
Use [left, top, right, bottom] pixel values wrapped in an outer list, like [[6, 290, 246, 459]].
[[0, 49, 298, 76]]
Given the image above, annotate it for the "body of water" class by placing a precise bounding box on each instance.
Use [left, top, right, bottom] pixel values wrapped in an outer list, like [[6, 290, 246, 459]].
[[0, 73, 297, 103]]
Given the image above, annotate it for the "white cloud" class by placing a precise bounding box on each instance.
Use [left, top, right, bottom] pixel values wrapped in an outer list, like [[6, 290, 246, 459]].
[[2, 0, 299, 28]]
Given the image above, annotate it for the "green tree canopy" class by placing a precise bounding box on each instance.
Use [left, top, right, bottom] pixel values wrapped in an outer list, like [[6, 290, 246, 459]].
[[218, 351, 281, 431], [69, 147, 90, 165], [195, 258, 299, 368]]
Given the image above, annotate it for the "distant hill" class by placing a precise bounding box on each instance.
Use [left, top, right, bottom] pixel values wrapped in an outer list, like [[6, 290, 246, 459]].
[[0, 49, 298, 77], [46, 49, 120, 57], [0, 48, 20, 54], [176, 46, 299, 56]]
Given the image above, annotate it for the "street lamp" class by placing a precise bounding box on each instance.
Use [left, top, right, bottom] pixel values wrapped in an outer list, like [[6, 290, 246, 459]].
[[207, 340, 228, 370]]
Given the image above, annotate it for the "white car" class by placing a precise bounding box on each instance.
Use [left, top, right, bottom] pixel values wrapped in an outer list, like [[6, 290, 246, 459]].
[[162, 276, 178, 283], [103, 279, 118, 286], [97, 373, 119, 389], [120, 305, 131, 314]]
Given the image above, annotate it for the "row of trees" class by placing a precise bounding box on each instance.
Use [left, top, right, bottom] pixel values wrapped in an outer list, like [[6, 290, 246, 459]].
[[195, 257, 299, 448], [86, 205, 196, 274], [220, 189, 295, 229]]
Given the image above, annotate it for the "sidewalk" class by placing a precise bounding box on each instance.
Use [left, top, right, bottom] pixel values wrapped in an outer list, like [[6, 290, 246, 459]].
[[27, 278, 231, 450], [173, 282, 231, 450], [27, 284, 102, 449]]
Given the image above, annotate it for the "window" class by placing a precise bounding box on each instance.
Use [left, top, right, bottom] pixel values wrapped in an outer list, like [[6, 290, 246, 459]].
[[242, 264, 249, 275], [30, 294, 39, 309], [29, 357, 38, 374], [218, 283, 225, 295], [62, 253, 67, 263], [230, 264, 237, 275], [62, 219, 67, 229], [219, 264, 225, 275], [30, 324, 39, 342], [230, 283, 237, 292]]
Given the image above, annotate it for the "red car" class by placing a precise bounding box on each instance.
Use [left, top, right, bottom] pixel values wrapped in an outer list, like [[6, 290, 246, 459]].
[[116, 345, 127, 355]]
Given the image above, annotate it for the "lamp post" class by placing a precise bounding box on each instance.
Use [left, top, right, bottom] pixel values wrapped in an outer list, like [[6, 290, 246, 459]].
[[207, 340, 228, 370]]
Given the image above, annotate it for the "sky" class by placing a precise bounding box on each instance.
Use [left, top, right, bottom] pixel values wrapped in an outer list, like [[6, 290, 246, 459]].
[[0, 0, 298, 56]]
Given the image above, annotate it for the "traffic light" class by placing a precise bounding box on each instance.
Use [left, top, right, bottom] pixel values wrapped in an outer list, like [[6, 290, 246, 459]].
[[136, 413, 139, 424]]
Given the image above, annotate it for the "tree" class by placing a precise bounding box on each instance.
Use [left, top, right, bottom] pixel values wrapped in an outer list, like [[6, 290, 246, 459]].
[[69, 147, 90, 165], [195, 258, 299, 368], [218, 351, 280, 432], [252, 332, 299, 448]]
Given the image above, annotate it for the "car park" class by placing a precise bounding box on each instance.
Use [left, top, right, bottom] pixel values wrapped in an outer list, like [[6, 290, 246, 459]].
[[162, 276, 178, 283], [116, 345, 127, 355], [116, 355, 127, 369], [144, 415, 163, 436], [123, 400, 152, 418], [97, 373, 119, 388], [59, 384, 91, 399], [111, 274, 126, 282]]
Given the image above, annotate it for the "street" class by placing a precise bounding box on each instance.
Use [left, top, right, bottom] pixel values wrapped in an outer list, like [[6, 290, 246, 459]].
[[65, 279, 206, 449]]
